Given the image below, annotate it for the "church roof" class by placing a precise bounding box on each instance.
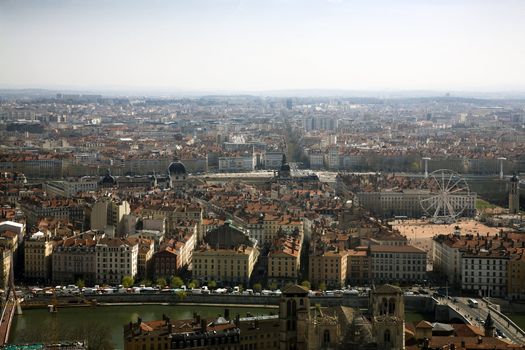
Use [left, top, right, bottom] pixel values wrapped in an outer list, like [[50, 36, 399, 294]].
[[415, 320, 433, 329], [374, 284, 402, 294], [282, 284, 309, 295]]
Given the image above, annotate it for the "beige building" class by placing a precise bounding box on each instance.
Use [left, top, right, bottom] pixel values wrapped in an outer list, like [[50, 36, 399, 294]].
[[347, 248, 370, 285], [268, 234, 302, 286], [309, 250, 348, 289], [141, 203, 202, 234], [95, 237, 139, 284], [24, 232, 53, 281], [508, 250, 525, 300], [137, 238, 154, 279], [357, 189, 476, 218], [90, 197, 130, 236], [193, 246, 259, 286], [370, 245, 426, 284], [0, 249, 12, 290], [52, 237, 97, 285]]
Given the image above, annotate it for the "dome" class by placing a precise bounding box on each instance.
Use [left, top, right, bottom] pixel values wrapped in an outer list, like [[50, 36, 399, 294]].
[[101, 169, 116, 185], [168, 161, 187, 175]]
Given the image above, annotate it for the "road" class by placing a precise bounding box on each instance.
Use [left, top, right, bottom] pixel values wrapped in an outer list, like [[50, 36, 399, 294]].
[[442, 297, 525, 345]]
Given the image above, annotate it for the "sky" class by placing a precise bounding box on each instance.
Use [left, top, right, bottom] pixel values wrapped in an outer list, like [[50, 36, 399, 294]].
[[1, 0, 525, 93]]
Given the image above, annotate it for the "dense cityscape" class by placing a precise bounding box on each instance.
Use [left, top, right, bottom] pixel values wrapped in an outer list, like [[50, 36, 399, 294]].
[[0, 92, 523, 349], [2, 0, 525, 349]]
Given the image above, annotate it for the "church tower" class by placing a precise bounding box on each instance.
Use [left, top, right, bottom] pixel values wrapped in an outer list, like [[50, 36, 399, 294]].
[[484, 312, 495, 337], [509, 174, 519, 214], [279, 285, 310, 350], [370, 284, 405, 350]]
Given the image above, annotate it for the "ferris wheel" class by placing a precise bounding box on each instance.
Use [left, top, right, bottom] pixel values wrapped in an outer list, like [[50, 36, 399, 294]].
[[419, 169, 470, 222]]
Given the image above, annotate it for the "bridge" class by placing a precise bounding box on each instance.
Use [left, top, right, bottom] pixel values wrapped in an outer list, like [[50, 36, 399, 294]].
[[0, 256, 22, 346], [435, 296, 525, 345]]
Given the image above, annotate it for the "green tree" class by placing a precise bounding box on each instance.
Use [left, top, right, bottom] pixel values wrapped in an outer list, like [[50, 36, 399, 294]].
[[207, 280, 217, 289], [300, 280, 311, 290], [253, 283, 262, 293], [177, 290, 187, 301], [269, 281, 278, 290], [156, 277, 167, 289], [170, 276, 184, 288], [140, 279, 152, 287], [188, 279, 200, 289], [122, 275, 134, 288], [318, 282, 327, 292], [76, 278, 85, 290]]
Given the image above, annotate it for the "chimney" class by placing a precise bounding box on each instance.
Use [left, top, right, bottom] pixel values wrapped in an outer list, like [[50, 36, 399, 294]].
[[167, 322, 173, 334], [200, 318, 207, 332], [224, 308, 230, 320]]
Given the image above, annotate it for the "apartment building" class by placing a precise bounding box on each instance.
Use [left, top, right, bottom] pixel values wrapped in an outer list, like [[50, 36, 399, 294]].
[[137, 238, 154, 280], [309, 250, 348, 289], [20, 198, 85, 226], [433, 232, 525, 297], [95, 237, 139, 284], [369, 245, 427, 284], [90, 197, 130, 235], [508, 250, 525, 300], [267, 234, 302, 286], [357, 190, 477, 218], [44, 179, 98, 197], [24, 232, 53, 281], [52, 237, 97, 285], [346, 249, 370, 285], [218, 154, 256, 172], [141, 203, 202, 234], [192, 245, 259, 285], [461, 251, 509, 298]]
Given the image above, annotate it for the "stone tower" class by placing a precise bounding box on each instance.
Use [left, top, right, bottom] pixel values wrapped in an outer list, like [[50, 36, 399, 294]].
[[509, 174, 519, 214], [279, 285, 310, 350], [484, 312, 495, 337], [370, 284, 405, 350]]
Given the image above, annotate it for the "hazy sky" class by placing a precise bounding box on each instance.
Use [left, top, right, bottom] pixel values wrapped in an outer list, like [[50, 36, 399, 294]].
[[1, 0, 525, 92]]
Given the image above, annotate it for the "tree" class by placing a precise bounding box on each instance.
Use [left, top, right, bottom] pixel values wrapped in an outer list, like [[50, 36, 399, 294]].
[[188, 279, 200, 289], [301, 280, 311, 290], [156, 277, 167, 289], [207, 280, 217, 289], [177, 290, 187, 301], [122, 275, 134, 288], [318, 282, 327, 292], [269, 281, 278, 291], [140, 279, 152, 287], [253, 283, 262, 293], [171, 276, 184, 288], [76, 278, 85, 290]]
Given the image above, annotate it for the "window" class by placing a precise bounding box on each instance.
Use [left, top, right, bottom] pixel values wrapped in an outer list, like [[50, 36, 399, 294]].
[[323, 330, 330, 345], [384, 329, 391, 343]]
